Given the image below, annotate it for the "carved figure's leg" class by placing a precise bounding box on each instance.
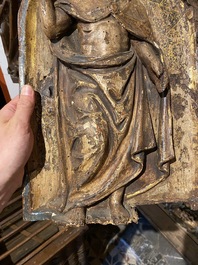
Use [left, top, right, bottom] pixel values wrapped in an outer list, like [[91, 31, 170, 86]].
[[68, 81, 109, 188], [46, 190, 68, 213], [109, 188, 130, 224], [52, 207, 86, 227]]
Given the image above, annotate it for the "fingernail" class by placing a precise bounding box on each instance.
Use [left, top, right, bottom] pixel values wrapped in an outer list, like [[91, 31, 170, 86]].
[[21, 85, 34, 96]]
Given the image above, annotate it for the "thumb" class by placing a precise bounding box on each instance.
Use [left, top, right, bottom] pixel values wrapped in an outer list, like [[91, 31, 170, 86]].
[[14, 85, 35, 124]]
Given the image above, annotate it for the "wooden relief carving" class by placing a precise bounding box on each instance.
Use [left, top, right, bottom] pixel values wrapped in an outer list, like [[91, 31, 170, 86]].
[[17, 0, 197, 226]]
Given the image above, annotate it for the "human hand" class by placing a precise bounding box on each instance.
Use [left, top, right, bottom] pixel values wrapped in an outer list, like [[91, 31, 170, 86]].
[[0, 85, 35, 212]]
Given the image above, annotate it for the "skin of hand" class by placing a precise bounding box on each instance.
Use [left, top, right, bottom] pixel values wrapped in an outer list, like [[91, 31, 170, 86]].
[[0, 85, 35, 213]]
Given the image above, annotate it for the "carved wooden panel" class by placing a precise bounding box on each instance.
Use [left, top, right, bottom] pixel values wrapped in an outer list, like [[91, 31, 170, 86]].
[[16, 0, 198, 226]]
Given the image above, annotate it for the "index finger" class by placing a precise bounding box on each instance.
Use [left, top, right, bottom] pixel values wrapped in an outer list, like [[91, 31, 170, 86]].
[[0, 96, 20, 123]]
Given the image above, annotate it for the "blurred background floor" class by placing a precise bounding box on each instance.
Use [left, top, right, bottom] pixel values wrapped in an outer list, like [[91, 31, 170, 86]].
[[0, 191, 197, 265]]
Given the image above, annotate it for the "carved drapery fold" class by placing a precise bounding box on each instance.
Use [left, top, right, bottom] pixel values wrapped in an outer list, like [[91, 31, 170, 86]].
[[14, 0, 198, 225]]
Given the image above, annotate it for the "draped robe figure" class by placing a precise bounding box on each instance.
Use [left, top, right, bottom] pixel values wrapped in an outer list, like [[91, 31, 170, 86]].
[[40, 0, 175, 225]]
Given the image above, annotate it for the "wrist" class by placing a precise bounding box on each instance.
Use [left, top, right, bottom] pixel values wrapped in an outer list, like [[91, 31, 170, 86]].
[[0, 167, 24, 213]]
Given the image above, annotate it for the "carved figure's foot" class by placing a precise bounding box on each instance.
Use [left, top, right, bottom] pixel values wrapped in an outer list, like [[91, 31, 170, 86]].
[[46, 194, 67, 213], [110, 204, 130, 225], [52, 207, 86, 227], [109, 188, 129, 225]]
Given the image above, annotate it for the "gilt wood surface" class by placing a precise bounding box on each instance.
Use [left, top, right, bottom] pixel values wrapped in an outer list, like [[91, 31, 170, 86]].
[[18, 0, 198, 225]]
